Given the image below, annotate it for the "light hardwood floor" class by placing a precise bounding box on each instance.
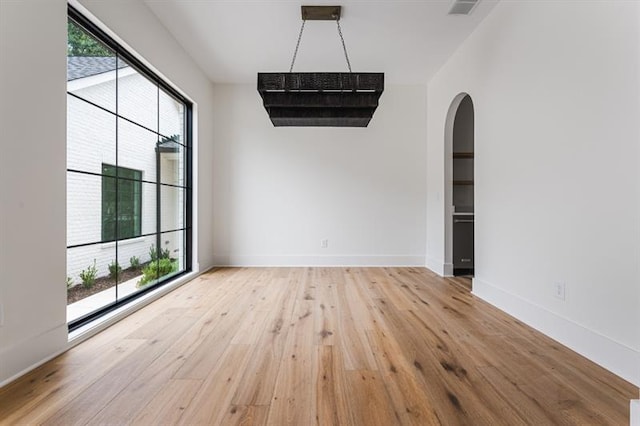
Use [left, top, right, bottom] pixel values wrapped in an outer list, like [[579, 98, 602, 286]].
[[0, 267, 636, 425]]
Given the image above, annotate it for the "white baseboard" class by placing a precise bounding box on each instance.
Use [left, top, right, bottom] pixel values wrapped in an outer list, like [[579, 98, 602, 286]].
[[0, 323, 68, 388], [472, 278, 640, 387], [443, 262, 453, 277], [213, 254, 425, 267], [425, 256, 443, 275], [631, 400, 640, 426]]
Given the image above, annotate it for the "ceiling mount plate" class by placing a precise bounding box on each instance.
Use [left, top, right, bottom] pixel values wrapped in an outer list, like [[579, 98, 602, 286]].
[[301, 6, 341, 21]]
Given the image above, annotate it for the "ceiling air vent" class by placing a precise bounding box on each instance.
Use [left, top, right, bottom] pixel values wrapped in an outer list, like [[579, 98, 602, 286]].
[[448, 0, 479, 15]]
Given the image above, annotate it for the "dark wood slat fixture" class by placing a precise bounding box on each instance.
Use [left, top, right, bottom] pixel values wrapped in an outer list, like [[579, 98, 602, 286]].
[[257, 5, 384, 127]]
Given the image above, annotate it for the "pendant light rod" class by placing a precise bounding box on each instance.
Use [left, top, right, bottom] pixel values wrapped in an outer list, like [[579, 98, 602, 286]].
[[290, 6, 352, 73], [336, 19, 352, 73], [289, 19, 306, 72]]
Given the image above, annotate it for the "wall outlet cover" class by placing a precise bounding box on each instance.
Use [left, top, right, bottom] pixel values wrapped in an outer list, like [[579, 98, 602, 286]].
[[554, 282, 566, 301]]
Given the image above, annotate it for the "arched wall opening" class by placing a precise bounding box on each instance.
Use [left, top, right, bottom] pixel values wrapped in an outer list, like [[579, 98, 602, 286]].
[[444, 93, 474, 276]]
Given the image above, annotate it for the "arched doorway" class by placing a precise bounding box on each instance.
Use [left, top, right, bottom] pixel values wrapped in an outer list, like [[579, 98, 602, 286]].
[[444, 94, 474, 276]]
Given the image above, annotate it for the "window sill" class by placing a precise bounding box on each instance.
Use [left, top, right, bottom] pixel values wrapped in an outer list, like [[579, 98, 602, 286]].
[[68, 269, 202, 344], [101, 236, 147, 249]]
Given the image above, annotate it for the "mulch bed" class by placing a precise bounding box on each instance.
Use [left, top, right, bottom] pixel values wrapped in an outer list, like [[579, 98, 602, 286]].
[[67, 267, 142, 304]]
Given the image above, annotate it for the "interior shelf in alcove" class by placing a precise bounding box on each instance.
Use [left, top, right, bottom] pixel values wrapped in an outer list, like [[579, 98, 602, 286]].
[[453, 152, 474, 159], [453, 180, 474, 185]]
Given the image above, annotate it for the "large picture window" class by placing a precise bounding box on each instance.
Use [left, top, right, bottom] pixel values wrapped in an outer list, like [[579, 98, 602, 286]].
[[66, 7, 192, 330]]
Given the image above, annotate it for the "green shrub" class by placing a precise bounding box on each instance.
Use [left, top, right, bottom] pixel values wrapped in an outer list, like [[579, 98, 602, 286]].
[[137, 258, 177, 288], [80, 260, 98, 288], [130, 256, 140, 270], [149, 244, 170, 262], [108, 260, 122, 280], [66, 276, 74, 289]]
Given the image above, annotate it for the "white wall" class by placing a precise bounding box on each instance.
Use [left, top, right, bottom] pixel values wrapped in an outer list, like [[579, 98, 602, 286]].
[[0, 0, 216, 385], [0, 0, 68, 386], [212, 84, 427, 266], [426, 0, 640, 386]]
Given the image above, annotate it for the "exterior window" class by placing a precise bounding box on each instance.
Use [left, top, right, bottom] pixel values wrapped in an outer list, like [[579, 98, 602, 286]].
[[101, 164, 142, 241], [66, 6, 192, 330]]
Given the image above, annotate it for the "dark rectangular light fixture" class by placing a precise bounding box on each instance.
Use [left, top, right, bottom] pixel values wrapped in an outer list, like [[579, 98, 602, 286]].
[[257, 72, 384, 127]]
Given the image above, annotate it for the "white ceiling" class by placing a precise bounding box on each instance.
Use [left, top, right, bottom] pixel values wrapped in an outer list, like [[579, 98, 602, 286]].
[[144, 0, 498, 85]]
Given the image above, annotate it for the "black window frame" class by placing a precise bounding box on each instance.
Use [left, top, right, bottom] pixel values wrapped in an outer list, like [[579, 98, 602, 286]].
[[67, 5, 193, 332]]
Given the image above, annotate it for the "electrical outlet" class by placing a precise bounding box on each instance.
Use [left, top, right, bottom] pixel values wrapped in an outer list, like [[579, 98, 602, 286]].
[[320, 239, 328, 249], [554, 282, 566, 301]]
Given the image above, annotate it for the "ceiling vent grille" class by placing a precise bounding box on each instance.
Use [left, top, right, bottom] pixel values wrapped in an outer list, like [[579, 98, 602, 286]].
[[448, 0, 479, 15]]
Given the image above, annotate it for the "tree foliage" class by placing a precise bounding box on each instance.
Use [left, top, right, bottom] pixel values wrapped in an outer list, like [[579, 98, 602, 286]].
[[67, 20, 111, 57]]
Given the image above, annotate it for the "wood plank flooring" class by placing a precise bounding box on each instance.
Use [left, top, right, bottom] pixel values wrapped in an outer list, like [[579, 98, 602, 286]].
[[0, 267, 636, 425]]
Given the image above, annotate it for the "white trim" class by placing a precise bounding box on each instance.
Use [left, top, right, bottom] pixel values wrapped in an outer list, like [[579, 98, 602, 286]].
[[190, 102, 199, 281], [631, 400, 640, 426], [444, 92, 473, 269], [0, 324, 68, 388], [472, 278, 640, 387], [426, 256, 451, 276], [213, 255, 425, 267], [100, 236, 146, 249], [443, 262, 454, 277]]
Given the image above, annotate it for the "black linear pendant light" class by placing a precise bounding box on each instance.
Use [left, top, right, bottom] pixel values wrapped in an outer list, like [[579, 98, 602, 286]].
[[257, 6, 384, 127]]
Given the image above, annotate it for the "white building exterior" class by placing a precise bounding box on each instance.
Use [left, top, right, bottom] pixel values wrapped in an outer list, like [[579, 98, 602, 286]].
[[67, 59, 185, 285]]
